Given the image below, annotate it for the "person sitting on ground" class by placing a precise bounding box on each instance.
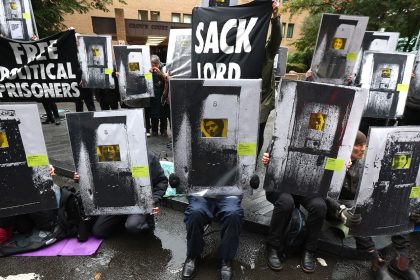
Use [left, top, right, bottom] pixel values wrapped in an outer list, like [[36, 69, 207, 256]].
[[325, 131, 420, 280], [262, 153, 327, 274], [74, 152, 167, 238]]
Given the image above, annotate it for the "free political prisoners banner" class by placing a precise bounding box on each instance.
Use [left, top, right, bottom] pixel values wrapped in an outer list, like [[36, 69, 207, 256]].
[[191, 0, 272, 79], [0, 30, 81, 102]]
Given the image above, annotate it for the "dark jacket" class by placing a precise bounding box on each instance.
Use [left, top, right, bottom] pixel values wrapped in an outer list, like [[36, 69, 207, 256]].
[[148, 151, 168, 205], [260, 16, 282, 124]]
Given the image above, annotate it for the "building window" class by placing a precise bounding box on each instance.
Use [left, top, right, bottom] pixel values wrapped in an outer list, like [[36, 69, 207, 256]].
[[287, 23, 294, 38], [281, 22, 286, 36], [138, 10, 148, 21], [283, 0, 288, 3], [172, 13, 181, 23], [183, 14, 192, 24], [151, 11, 160, 21]]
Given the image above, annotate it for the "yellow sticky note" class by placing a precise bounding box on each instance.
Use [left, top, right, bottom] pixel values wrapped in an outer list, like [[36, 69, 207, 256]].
[[144, 73, 152, 80], [22, 12, 30, 19], [237, 142, 257, 156], [26, 154, 48, 167], [346, 52, 358, 61], [410, 186, 420, 199], [104, 68, 113, 75], [324, 157, 345, 172], [131, 165, 149, 178], [397, 84, 409, 93]]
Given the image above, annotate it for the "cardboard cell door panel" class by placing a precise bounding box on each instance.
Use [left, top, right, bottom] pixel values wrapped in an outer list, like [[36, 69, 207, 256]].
[[0, 0, 37, 40], [311, 14, 369, 85], [114, 45, 154, 105], [66, 110, 153, 215], [77, 35, 115, 89], [350, 127, 420, 237], [360, 51, 415, 119], [0, 104, 56, 218], [264, 80, 367, 198], [170, 79, 261, 196], [166, 29, 192, 78]]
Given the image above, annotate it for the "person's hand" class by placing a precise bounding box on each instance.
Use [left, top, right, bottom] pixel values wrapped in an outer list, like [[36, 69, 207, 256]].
[[48, 165, 56, 176], [79, 80, 84, 87], [115, 71, 119, 78], [152, 207, 160, 215], [262, 153, 270, 166], [151, 66, 161, 74], [73, 172, 80, 182], [340, 208, 362, 227], [31, 34, 38, 41], [412, 72, 416, 79], [272, 0, 279, 16], [346, 160, 352, 170], [410, 209, 420, 223]]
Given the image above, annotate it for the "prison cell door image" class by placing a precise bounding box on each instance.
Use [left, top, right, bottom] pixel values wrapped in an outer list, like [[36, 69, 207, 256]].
[[190, 92, 240, 187], [126, 49, 147, 96], [357, 137, 420, 234], [317, 21, 357, 79], [284, 102, 341, 195], [0, 114, 39, 216], [85, 37, 108, 88], [3, 0, 27, 40], [172, 35, 191, 74], [91, 119, 136, 208]]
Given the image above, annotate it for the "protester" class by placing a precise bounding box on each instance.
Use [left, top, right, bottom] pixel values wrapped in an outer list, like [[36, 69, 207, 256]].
[[258, 0, 282, 154], [401, 72, 420, 125], [95, 69, 120, 111], [73, 152, 167, 238], [148, 55, 169, 137], [75, 85, 96, 112], [262, 153, 327, 273], [325, 131, 420, 280], [42, 101, 61, 125]]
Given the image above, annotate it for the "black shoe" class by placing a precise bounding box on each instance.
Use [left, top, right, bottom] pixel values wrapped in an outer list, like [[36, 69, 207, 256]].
[[55, 120, 61, 125], [371, 258, 393, 280], [388, 255, 419, 280], [301, 250, 316, 273], [182, 258, 197, 280], [42, 119, 53, 124], [220, 260, 233, 280], [267, 247, 284, 271]]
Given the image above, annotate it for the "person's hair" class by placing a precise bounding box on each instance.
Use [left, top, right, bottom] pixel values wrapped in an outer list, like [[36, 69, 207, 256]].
[[204, 119, 224, 134], [151, 55, 161, 65]]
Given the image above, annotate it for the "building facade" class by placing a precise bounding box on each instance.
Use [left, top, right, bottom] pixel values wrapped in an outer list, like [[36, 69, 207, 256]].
[[63, 0, 307, 61]]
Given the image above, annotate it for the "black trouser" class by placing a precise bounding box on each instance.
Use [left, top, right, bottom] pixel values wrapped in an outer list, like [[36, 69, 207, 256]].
[[266, 192, 327, 252], [42, 101, 59, 121], [99, 93, 119, 110], [75, 88, 96, 112], [258, 122, 266, 155], [145, 108, 151, 133], [0, 210, 57, 233], [91, 214, 153, 239], [355, 234, 410, 259], [400, 106, 420, 125]]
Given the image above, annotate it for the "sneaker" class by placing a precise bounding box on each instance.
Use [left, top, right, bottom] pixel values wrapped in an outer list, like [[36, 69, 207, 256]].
[[147, 133, 151, 137]]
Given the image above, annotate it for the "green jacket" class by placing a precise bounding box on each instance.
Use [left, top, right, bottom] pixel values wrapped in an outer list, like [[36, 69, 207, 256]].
[[260, 16, 282, 124]]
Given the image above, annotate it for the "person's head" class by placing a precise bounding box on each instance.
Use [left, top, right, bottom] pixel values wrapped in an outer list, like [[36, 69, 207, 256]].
[[100, 145, 116, 161], [351, 131, 367, 161], [203, 119, 224, 137], [393, 153, 409, 169], [151, 55, 161, 68], [332, 38, 344, 50], [309, 113, 325, 131]]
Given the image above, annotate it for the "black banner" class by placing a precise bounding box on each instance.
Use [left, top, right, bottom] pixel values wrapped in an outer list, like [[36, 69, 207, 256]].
[[191, 1, 271, 79], [0, 30, 81, 102]]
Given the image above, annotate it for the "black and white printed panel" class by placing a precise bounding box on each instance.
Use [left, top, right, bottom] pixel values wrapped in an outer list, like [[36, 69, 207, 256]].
[[114, 45, 154, 104], [166, 29, 191, 78], [353, 31, 399, 82], [0, 0, 37, 40], [66, 109, 153, 215], [274, 46, 288, 77], [0, 104, 56, 218], [77, 35, 115, 89], [170, 79, 261, 196], [350, 127, 420, 237], [264, 80, 367, 198], [360, 51, 415, 119], [408, 54, 420, 101], [311, 13, 369, 85], [201, 0, 238, 7]]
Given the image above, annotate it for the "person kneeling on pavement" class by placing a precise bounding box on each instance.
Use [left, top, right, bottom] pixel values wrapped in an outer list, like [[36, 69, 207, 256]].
[[74, 152, 168, 238], [262, 153, 327, 274], [325, 131, 420, 280]]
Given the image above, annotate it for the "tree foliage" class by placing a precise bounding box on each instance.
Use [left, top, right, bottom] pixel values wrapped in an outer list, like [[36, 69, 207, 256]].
[[283, 0, 420, 52], [32, 0, 126, 38]]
